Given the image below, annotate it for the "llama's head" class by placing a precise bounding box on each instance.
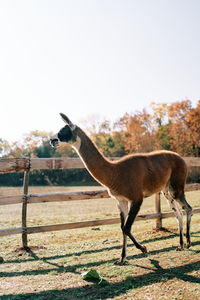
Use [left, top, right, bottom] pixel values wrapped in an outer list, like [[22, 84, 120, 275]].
[[50, 113, 77, 148]]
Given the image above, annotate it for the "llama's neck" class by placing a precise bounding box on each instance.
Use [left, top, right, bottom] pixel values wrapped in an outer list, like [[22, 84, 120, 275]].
[[72, 127, 113, 187]]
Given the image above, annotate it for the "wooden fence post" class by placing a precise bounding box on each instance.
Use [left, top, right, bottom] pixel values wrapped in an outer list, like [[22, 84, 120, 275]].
[[22, 169, 30, 249], [155, 192, 162, 229]]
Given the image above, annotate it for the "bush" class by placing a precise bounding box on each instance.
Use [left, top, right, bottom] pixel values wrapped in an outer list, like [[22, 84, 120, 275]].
[[0, 169, 99, 186]]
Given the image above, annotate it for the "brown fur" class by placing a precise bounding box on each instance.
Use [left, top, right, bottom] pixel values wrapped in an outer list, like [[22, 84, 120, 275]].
[[111, 151, 187, 200]]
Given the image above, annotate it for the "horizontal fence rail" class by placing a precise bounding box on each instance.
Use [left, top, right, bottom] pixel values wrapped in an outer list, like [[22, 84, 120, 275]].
[[0, 190, 109, 205], [1, 209, 200, 238], [0, 158, 30, 173], [0, 184, 200, 206], [1, 156, 200, 174], [0, 157, 200, 249]]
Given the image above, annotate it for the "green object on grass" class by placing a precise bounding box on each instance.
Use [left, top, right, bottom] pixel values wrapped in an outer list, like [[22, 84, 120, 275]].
[[81, 269, 102, 284]]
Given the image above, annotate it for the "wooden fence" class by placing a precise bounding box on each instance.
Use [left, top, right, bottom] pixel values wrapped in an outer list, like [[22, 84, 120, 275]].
[[0, 157, 200, 249]]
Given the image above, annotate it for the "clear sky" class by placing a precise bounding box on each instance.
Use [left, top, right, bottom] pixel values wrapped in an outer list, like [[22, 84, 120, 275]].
[[0, 0, 200, 142]]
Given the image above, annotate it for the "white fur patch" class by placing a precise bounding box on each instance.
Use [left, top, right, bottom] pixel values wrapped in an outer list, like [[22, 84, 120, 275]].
[[109, 192, 130, 218], [72, 136, 81, 152], [117, 198, 129, 218]]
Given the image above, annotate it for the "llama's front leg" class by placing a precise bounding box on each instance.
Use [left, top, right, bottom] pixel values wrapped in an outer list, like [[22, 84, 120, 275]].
[[123, 200, 147, 254], [115, 200, 128, 265], [114, 211, 127, 265]]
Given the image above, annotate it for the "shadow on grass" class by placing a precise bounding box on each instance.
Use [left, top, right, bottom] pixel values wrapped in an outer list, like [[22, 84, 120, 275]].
[[1, 230, 200, 299], [1, 260, 200, 300], [3, 227, 187, 265], [0, 238, 200, 278]]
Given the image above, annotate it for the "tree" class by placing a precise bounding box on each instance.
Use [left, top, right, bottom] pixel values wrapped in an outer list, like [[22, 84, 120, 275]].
[[156, 124, 170, 150], [185, 100, 200, 156], [83, 117, 126, 157], [116, 110, 159, 153], [167, 100, 193, 155], [151, 102, 170, 150], [55, 143, 77, 158], [152, 100, 197, 155], [8, 141, 25, 158]]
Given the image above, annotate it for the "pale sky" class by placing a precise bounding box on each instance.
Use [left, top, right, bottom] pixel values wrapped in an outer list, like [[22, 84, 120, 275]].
[[0, 0, 200, 142]]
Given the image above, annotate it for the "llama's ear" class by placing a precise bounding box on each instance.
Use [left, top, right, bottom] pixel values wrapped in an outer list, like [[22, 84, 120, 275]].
[[60, 113, 76, 130]]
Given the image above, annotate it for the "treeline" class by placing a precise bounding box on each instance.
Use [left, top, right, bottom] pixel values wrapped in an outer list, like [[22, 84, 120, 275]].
[[1, 100, 200, 185], [1, 100, 200, 159]]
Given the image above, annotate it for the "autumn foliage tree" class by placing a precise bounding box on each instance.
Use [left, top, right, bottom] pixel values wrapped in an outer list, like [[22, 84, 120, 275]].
[[185, 101, 200, 156], [167, 100, 192, 155], [115, 110, 160, 153], [151, 100, 200, 156]]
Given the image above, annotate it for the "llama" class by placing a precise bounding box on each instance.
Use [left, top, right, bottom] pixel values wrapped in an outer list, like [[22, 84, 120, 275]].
[[50, 113, 193, 264]]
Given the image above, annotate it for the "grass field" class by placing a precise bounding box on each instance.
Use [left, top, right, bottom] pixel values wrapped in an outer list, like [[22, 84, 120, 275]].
[[0, 186, 200, 299]]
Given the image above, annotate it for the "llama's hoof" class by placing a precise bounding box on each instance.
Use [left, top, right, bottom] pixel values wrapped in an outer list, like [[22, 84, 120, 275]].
[[114, 259, 127, 265], [176, 246, 184, 251], [141, 245, 147, 253], [186, 242, 191, 249], [0, 256, 4, 263]]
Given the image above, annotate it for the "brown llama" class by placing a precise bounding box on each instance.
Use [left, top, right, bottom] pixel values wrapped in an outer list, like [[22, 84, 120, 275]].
[[50, 113, 192, 264]]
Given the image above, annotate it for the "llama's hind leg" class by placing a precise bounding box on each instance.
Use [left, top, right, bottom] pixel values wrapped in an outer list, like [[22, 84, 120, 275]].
[[168, 199, 184, 250], [164, 190, 184, 250], [176, 193, 192, 248]]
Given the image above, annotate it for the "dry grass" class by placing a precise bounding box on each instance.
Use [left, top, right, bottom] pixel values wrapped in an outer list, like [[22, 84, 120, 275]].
[[0, 186, 200, 299]]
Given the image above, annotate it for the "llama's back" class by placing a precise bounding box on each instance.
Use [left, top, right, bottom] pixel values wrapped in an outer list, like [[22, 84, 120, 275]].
[[112, 150, 187, 198]]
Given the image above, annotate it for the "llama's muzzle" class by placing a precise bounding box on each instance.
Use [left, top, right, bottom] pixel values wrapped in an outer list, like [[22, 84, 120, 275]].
[[50, 135, 59, 148]]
